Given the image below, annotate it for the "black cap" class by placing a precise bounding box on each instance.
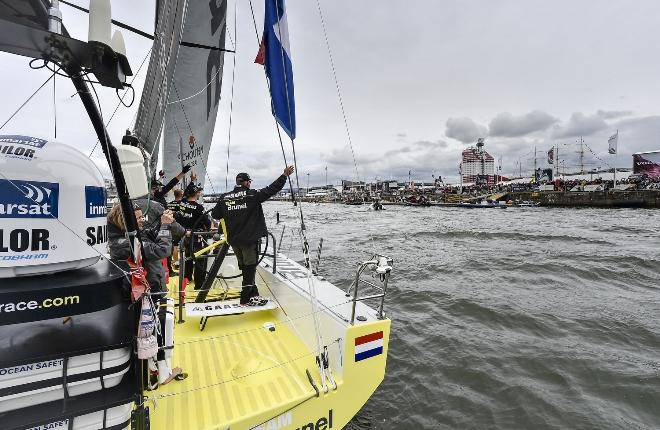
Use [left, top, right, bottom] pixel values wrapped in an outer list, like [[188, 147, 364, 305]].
[[184, 184, 203, 197], [236, 172, 251, 183], [151, 179, 164, 188]]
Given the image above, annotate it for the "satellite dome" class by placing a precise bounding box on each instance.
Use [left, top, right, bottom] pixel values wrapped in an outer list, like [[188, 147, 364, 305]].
[[0, 135, 108, 277]]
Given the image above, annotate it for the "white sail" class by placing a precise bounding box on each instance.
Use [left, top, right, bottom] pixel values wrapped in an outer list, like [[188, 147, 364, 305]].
[[132, 0, 187, 173], [162, 0, 228, 189]]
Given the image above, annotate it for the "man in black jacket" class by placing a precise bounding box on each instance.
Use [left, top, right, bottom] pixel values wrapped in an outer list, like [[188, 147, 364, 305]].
[[212, 166, 294, 304], [177, 183, 212, 288]]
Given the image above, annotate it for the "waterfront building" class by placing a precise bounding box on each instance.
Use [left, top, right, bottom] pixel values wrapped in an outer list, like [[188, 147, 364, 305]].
[[461, 138, 495, 185]]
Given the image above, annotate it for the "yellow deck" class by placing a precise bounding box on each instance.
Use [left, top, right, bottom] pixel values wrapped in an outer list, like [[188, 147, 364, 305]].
[[149, 278, 319, 429], [147, 253, 392, 430]]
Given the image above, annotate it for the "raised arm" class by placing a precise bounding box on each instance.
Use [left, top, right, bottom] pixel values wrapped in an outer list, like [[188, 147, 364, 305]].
[[256, 166, 294, 203]]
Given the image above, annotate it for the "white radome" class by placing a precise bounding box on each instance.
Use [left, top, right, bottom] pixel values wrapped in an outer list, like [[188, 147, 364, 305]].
[[0, 135, 108, 277]]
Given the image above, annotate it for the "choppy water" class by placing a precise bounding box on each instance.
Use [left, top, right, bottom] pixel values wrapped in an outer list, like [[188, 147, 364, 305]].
[[262, 202, 660, 430]]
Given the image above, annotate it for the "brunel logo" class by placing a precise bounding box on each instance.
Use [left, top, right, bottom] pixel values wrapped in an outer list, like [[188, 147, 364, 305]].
[[250, 410, 334, 430], [188, 134, 196, 148], [0, 180, 59, 218]]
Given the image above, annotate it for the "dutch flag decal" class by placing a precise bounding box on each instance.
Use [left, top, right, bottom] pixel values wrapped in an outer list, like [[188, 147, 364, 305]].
[[355, 331, 384, 362]]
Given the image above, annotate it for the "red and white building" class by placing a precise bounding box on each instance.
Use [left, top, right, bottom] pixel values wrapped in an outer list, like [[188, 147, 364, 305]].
[[461, 139, 495, 185]]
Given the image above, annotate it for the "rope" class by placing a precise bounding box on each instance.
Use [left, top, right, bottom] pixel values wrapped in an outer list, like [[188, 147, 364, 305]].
[[171, 81, 217, 195], [0, 71, 56, 130], [146, 340, 339, 402], [225, 0, 239, 191], [314, 0, 360, 183], [53, 68, 57, 139], [165, 66, 225, 106]]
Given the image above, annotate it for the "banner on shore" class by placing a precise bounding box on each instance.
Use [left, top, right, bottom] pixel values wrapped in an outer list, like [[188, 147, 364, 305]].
[[608, 131, 618, 154]]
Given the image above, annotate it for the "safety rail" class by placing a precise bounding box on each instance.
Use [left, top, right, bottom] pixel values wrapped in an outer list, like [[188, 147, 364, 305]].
[[345, 254, 394, 325]]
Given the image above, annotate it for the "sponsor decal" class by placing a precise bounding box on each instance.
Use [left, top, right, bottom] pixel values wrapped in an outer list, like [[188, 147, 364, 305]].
[[0, 179, 59, 218], [0, 228, 50, 254], [85, 186, 107, 218], [178, 145, 205, 167], [0, 358, 64, 376], [0, 135, 47, 161], [0, 135, 48, 148], [186, 299, 277, 317], [250, 410, 333, 430], [26, 420, 69, 430], [188, 134, 196, 148], [86, 225, 108, 246], [0, 282, 122, 325], [355, 331, 384, 362], [0, 295, 80, 315]]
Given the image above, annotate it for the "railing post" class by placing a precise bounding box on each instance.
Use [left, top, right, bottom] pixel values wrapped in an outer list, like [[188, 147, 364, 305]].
[[350, 264, 367, 325], [267, 231, 277, 274], [178, 241, 185, 323], [378, 272, 390, 320]]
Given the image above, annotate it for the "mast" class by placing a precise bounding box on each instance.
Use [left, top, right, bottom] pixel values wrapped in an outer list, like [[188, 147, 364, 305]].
[[578, 136, 585, 174]]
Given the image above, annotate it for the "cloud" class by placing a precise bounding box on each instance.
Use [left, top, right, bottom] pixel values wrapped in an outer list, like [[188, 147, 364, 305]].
[[445, 117, 488, 144], [488, 110, 558, 137], [551, 112, 608, 139], [596, 109, 634, 120], [412, 140, 448, 149]]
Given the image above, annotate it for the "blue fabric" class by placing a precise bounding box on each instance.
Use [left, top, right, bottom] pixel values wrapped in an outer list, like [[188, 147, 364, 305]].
[[263, 0, 296, 139]]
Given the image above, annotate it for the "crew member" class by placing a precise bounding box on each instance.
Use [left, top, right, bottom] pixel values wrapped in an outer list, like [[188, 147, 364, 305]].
[[211, 166, 294, 304], [106, 204, 184, 384], [152, 164, 192, 207], [168, 188, 185, 273], [176, 182, 212, 288]]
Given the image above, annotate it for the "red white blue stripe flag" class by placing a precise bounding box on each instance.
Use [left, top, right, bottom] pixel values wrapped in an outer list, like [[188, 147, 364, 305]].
[[355, 331, 384, 362], [255, 0, 296, 139]]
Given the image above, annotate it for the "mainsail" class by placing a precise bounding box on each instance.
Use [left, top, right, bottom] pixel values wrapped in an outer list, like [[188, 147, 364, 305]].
[[162, 0, 228, 189], [132, 0, 187, 173]]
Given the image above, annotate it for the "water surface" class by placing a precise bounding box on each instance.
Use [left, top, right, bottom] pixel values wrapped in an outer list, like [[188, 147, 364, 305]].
[[263, 202, 660, 430]]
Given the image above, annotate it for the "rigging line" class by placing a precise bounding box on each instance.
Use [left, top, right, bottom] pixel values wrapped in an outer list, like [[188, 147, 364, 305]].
[[171, 81, 217, 195], [225, 0, 239, 191], [169, 295, 355, 347], [88, 47, 152, 157], [271, 0, 325, 389], [0, 71, 55, 130], [52, 68, 57, 139], [146, 341, 335, 401], [165, 66, 224, 106], [248, 0, 296, 202], [314, 0, 360, 183]]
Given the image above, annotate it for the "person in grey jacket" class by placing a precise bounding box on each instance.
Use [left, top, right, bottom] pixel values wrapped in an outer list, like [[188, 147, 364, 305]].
[[107, 203, 174, 295]]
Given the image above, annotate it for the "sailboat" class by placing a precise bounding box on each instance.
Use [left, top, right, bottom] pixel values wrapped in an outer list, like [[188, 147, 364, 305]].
[[0, 1, 393, 429]]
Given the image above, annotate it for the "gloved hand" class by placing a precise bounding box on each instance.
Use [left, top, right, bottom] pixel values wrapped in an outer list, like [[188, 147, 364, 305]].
[[158, 170, 165, 177], [182, 164, 192, 174]]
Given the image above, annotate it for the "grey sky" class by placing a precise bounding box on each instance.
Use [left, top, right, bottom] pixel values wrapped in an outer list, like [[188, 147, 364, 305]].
[[1, 0, 660, 188]]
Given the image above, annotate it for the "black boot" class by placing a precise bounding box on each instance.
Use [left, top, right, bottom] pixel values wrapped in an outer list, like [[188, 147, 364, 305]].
[[240, 286, 252, 304]]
